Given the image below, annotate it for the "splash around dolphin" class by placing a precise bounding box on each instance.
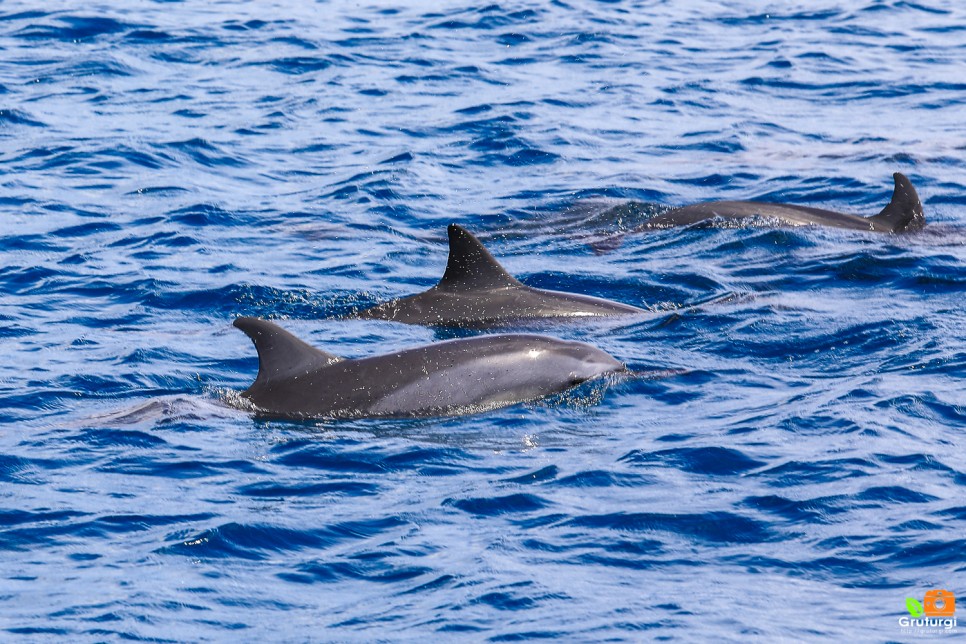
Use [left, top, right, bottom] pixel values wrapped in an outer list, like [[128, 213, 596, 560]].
[[642, 172, 925, 233], [349, 224, 645, 328], [232, 317, 626, 420]]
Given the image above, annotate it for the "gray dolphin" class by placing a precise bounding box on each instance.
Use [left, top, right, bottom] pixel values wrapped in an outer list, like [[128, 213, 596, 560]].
[[350, 224, 645, 327], [643, 172, 924, 233], [233, 317, 625, 419]]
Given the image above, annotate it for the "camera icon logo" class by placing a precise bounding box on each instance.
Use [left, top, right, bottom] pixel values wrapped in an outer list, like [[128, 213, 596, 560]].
[[923, 589, 955, 617]]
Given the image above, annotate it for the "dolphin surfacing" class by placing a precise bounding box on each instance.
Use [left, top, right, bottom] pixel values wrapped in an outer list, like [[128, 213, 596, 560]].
[[644, 172, 925, 233], [350, 224, 645, 327], [233, 317, 625, 419]]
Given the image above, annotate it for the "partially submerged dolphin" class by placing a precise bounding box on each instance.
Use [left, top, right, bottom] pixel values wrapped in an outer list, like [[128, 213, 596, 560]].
[[643, 172, 925, 233], [350, 224, 645, 327], [233, 317, 625, 419]]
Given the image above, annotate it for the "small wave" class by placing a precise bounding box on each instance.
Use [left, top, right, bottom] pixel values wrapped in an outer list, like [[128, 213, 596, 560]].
[[0, 108, 45, 127], [566, 511, 779, 544], [159, 517, 408, 561], [444, 493, 550, 516], [83, 395, 244, 429], [12, 15, 140, 42], [620, 446, 766, 476], [161, 138, 248, 169]]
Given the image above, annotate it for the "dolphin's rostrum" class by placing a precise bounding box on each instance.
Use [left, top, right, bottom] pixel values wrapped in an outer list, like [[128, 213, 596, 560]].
[[233, 317, 625, 419], [350, 224, 645, 327], [643, 172, 925, 233]]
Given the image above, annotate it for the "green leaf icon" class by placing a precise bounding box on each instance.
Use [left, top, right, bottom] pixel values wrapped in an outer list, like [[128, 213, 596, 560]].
[[906, 598, 924, 617]]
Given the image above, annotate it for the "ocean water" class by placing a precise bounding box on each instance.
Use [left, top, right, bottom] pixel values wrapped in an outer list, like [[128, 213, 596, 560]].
[[1, 1, 964, 641]]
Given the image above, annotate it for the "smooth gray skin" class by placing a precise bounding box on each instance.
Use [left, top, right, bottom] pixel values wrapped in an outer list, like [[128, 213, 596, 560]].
[[350, 224, 645, 327], [643, 172, 925, 233], [233, 317, 625, 420]]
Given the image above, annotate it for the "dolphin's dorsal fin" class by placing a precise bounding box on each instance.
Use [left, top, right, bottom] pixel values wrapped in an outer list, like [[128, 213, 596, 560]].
[[867, 172, 925, 232], [234, 317, 342, 388], [438, 224, 523, 291]]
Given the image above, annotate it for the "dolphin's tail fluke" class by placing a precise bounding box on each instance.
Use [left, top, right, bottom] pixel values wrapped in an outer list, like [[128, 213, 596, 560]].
[[233, 317, 342, 390], [867, 172, 925, 233]]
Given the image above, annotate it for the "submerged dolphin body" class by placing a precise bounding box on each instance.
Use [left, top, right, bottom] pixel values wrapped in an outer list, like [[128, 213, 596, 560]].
[[233, 317, 625, 419], [350, 224, 645, 327], [643, 173, 925, 233]]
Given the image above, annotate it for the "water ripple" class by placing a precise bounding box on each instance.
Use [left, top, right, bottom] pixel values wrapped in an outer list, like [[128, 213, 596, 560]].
[[1, 1, 963, 641]]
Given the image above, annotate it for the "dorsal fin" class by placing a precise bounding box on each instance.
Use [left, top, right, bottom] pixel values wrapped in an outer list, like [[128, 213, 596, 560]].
[[867, 172, 925, 233], [233, 317, 341, 388], [437, 224, 523, 291]]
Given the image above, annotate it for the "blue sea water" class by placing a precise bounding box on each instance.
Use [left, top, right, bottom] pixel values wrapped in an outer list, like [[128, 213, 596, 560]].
[[1, 0, 964, 640]]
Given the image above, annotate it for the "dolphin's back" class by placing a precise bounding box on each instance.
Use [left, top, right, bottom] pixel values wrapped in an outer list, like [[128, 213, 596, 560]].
[[359, 335, 622, 416], [234, 319, 624, 419], [352, 223, 644, 327], [359, 284, 643, 327], [647, 172, 924, 233]]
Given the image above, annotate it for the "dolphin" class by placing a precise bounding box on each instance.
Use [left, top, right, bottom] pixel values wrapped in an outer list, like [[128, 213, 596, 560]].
[[350, 224, 645, 327], [642, 172, 925, 233], [233, 317, 625, 419]]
